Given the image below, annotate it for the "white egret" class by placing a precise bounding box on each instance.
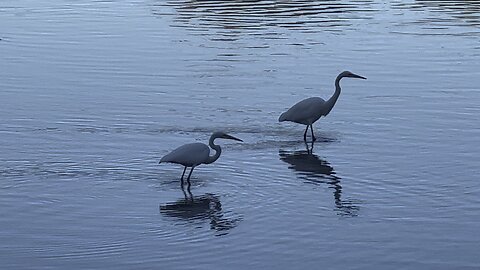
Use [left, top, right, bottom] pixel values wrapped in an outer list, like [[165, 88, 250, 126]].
[[279, 71, 366, 141], [159, 131, 243, 185]]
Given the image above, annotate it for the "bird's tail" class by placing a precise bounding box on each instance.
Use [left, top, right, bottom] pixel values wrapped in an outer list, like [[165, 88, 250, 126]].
[[278, 112, 287, 122], [158, 155, 168, 164]]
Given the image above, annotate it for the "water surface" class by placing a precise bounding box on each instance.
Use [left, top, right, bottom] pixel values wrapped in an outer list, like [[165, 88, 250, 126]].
[[1, 0, 480, 269]]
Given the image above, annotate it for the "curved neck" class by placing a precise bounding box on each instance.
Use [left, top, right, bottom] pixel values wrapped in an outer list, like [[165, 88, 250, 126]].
[[205, 135, 221, 164], [324, 75, 343, 116]]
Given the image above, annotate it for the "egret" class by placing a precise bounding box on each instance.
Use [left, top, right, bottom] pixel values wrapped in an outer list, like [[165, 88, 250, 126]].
[[159, 131, 243, 185], [279, 71, 366, 141]]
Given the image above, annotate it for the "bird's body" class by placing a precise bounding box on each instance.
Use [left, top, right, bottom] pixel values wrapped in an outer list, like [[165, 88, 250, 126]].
[[159, 131, 242, 185], [279, 97, 327, 125], [279, 71, 366, 141], [160, 143, 211, 167]]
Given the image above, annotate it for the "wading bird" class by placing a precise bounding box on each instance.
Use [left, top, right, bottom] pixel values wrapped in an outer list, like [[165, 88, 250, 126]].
[[279, 71, 366, 141], [159, 131, 243, 185]]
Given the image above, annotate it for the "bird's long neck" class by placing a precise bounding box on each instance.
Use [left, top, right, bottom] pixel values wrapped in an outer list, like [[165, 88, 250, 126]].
[[205, 135, 221, 164], [324, 74, 343, 116]]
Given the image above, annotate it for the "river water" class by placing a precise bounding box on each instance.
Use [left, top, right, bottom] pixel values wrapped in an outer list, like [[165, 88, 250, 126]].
[[1, 0, 480, 269]]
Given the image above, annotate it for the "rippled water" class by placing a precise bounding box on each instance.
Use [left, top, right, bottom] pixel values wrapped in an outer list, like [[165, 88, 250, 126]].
[[1, 0, 480, 269]]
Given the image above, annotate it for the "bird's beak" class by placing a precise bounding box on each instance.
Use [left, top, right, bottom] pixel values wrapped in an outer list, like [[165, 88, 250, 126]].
[[224, 134, 243, 142], [351, 73, 367, 80]]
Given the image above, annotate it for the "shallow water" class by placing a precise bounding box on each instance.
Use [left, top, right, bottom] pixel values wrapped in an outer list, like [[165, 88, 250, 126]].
[[1, 0, 480, 269]]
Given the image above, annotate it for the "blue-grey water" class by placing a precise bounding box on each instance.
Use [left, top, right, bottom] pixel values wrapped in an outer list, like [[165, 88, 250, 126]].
[[1, 0, 480, 269]]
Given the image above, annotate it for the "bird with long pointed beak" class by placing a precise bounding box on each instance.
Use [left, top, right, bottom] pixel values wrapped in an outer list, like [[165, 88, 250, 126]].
[[159, 131, 243, 185], [279, 71, 366, 141]]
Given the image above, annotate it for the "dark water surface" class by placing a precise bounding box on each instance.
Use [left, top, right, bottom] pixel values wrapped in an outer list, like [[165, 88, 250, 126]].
[[1, 0, 480, 269]]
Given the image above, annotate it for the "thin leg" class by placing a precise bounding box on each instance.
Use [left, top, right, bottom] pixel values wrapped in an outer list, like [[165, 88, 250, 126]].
[[186, 166, 195, 182], [310, 124, 316, 142], [303, 125, 309, 141], [181, 166, 187, 179], [181, 183, 188, 199], [180, 166, 187, 187]]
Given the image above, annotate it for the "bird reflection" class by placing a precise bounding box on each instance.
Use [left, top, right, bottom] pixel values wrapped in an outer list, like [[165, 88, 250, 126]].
[[279, 141, 359, 217], [160, 183, 241, 235]]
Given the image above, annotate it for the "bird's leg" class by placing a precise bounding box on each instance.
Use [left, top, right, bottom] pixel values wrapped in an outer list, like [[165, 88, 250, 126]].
[[303, 125, 309, 141], [310, 125, 316, 142], [186, 166, 195, 182], [180, 166, 187, 187], [181, 183, 188, 199], [181, 166, 187, 179]]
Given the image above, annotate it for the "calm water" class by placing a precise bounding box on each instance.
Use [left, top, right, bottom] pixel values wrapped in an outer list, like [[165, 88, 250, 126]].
[[1, 0, 480, 269]]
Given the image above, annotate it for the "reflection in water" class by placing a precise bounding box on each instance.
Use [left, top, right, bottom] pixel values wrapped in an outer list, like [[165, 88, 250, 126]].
[[279, 142, 359, 217], [154, 0, 375, 33], [160, 185, 241, 235]]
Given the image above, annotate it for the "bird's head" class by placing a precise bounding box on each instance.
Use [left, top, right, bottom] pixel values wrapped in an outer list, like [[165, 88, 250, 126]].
[[212, 131, 243, 142], [339, 71, 367, 80]]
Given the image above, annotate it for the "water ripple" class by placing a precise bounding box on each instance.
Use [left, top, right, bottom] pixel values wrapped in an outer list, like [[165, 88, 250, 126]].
[[279, 141, 361, 217], [2, 0, 480, 269], [160, 189, 242, 236], [153, 0, 377, 35]]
